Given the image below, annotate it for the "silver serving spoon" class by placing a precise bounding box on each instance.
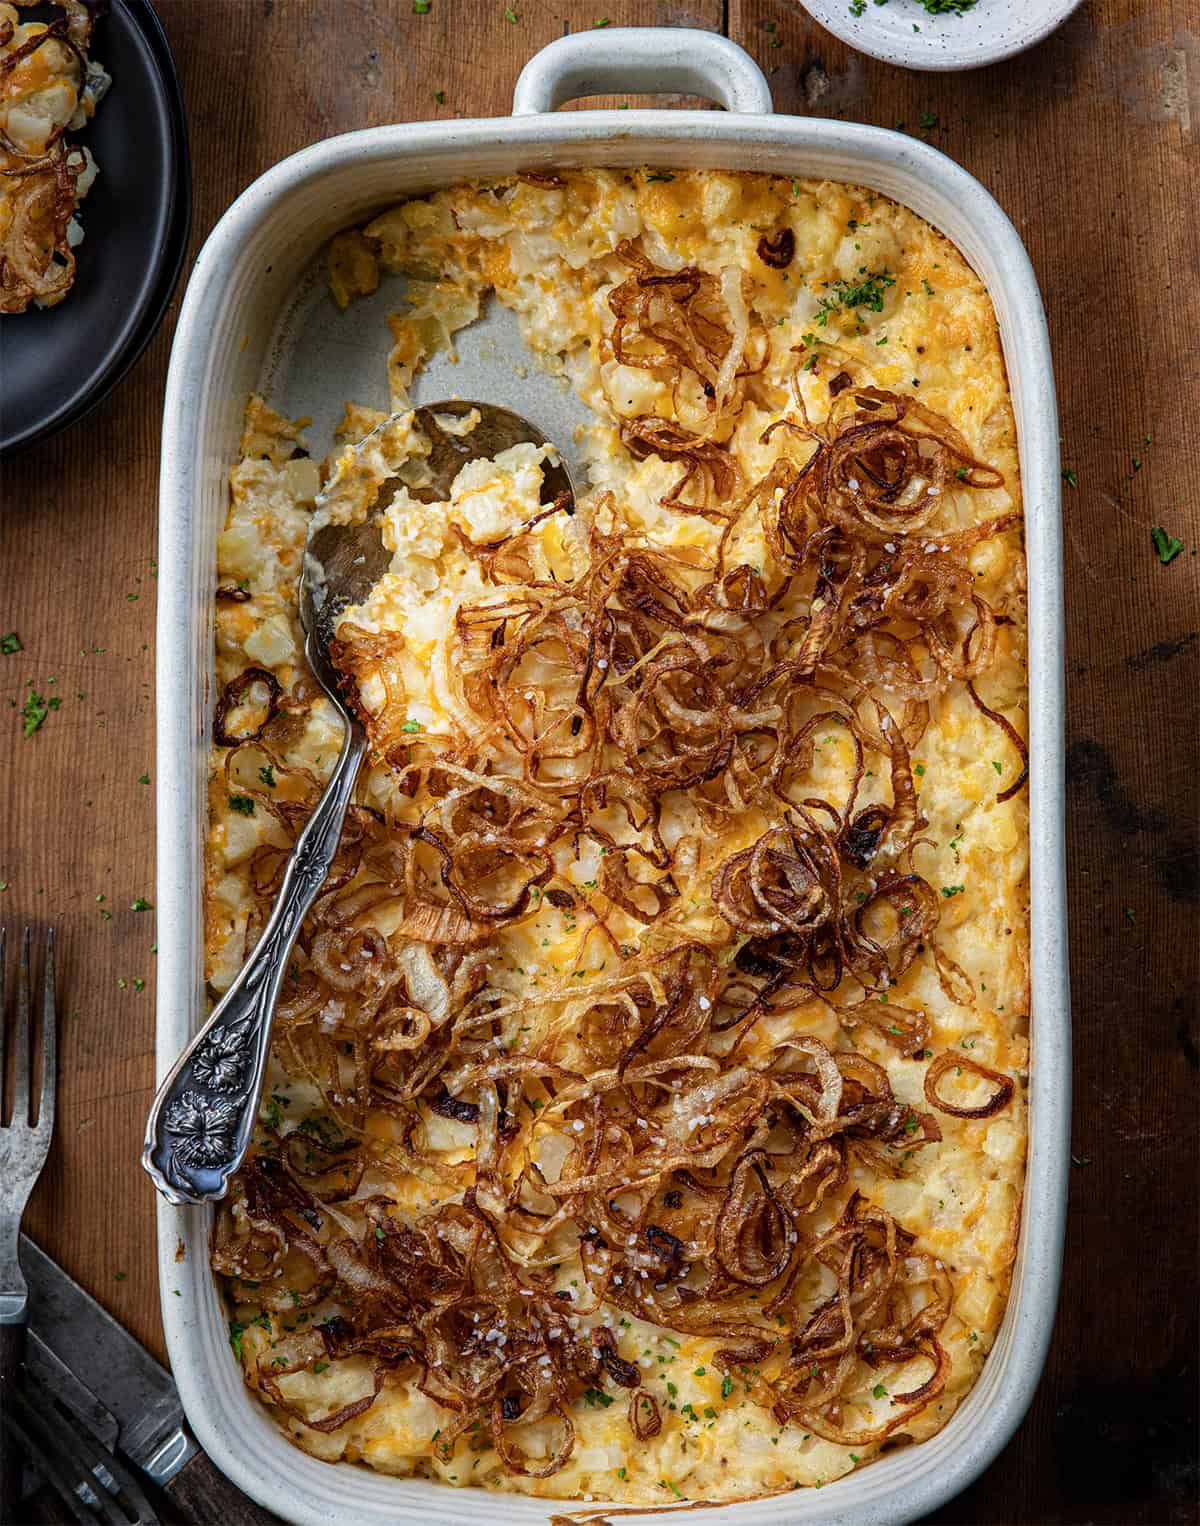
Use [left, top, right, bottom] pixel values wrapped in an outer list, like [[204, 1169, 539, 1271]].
[[143, 402, 574, 1206]]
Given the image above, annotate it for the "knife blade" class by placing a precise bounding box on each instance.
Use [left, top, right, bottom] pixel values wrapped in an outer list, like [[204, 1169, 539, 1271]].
[[26, 1328, 120, 1452], [20, 1234, 197, 1484]]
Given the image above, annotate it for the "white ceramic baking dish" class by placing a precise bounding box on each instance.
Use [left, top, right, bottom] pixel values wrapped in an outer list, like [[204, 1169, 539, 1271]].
[[155, 28, 1070, 1526]]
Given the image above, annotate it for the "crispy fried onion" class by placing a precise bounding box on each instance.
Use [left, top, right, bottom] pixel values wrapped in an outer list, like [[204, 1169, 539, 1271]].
[[607, 239, 767, 440], [220, 1178, 639, 1472], [924, 1050, 1015, 1119], [213, 667, 283, 746]]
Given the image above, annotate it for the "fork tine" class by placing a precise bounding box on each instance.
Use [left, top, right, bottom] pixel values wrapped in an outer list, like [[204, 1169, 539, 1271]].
[[12, 926, 31, 1126], [39, 927, 56, 1131]]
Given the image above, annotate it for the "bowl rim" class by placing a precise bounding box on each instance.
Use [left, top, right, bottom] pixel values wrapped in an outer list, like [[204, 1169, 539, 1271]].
[[793, 0, 1084, 72]]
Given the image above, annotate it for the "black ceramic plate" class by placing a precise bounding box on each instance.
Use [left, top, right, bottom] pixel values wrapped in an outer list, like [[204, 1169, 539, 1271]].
[[0, 0, 190, 456]]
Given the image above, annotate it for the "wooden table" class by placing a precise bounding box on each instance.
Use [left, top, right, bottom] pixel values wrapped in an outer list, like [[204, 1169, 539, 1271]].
[[3, 2, 1196, 1521]]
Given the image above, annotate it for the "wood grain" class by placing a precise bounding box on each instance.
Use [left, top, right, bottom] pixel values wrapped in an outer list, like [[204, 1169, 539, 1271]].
[[0, 2, 1195, 1522]]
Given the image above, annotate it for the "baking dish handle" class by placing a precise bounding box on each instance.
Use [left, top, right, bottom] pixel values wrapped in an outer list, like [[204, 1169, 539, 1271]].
[[512, 28, 774, 117]]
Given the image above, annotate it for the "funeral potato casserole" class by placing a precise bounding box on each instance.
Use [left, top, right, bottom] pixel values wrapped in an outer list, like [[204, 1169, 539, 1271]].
[[206, 169, 1029, 1507]]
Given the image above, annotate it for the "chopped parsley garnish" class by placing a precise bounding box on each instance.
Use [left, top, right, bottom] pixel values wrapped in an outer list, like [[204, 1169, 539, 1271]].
[[941, 884, 964, 898], [400, 719, 422, 733], [413, 0, 429, 10], [313, 1361, 329, 1373], [582, 1387, 614, 1408], [503, 5, 519, 19], [228, 794, 255, 815], [131, 897, 153, 911], [138, 773, 150, 785], [721, 1375, 735, 1398], [1151, 526, 1184, 565], [863, 0, 977, 11], [645, 172, 675, 182], [815, 270, 895, 326], [258, 764, 276, 788], [0, 633, 21, 655], [872, 1382, 889, 1399]]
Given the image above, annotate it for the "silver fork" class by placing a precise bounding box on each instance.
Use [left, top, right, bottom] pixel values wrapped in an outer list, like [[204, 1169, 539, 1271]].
[[0, 926, 57, 1521]]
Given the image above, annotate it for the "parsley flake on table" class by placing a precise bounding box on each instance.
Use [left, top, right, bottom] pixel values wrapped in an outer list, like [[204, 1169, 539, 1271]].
[[1, 632, 21, 655], [1150, 526, 1184, 565], [919, 111, 938, 128], [131, 897, 153, 911], [1061, 467, 1078, 489], [21, 686, 57, 738]]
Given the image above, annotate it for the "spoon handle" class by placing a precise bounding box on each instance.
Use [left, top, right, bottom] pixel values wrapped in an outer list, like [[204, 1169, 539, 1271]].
[[142, 720, 368, 1205]]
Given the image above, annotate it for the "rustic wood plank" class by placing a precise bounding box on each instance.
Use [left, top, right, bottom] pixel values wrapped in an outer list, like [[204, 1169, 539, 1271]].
[[0, 2, 1195, 1521]]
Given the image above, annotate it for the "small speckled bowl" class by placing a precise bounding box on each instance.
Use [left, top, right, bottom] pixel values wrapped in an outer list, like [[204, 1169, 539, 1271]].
[[795, 0, 1083, 72]]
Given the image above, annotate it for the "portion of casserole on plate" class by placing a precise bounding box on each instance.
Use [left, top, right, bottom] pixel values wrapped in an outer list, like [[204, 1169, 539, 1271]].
[[207, 169, 1029, 1505], [0, 0, 109, 313]]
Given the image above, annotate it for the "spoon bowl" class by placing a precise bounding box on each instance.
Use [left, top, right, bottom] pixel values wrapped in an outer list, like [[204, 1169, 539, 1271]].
[[299, 400, 574, 702]]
